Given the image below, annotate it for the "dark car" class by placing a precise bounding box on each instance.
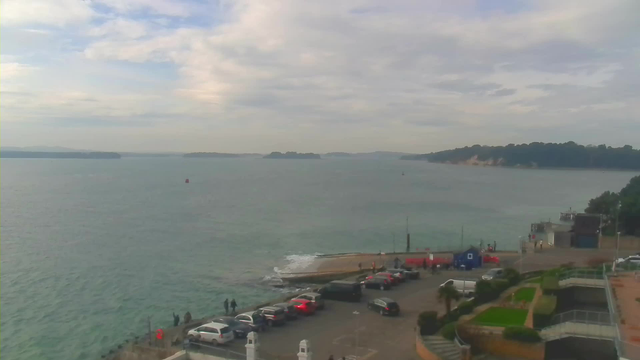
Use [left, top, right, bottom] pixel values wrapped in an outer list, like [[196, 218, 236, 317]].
[[386, 269, 407, 283], [211, 316, 252, 338], [399, 267, 420, 279], [361, 276, 391, 290], [272, 302, 298, 320], [367, 297, 400, 316], [317, 281, 362, 302], [258, 306, 286, 326]]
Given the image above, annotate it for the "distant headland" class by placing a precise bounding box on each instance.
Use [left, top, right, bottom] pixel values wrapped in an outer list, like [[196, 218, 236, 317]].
[[401, 142, 640, 170], [263, 152, 321, 159], [0, 151, 121, 159], [184, 152, 240, 158]]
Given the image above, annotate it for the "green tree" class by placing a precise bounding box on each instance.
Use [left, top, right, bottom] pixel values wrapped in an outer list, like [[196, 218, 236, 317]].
[[437, 284, 462, 316], [585, 190, 620, 233], [619, 176, 640, 235]]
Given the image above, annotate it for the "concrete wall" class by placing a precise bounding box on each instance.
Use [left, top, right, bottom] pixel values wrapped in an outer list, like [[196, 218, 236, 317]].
[[556, 287, 608, 312], [599, 235, 640, 250], [471, 334, 544, 360]]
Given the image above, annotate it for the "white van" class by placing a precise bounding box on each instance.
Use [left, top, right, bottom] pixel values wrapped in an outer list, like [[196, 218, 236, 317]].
[[440, 278, 476, 297]]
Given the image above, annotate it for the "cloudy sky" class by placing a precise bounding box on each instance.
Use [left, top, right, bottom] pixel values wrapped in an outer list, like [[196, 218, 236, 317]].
[[1, 0, 639, 153]]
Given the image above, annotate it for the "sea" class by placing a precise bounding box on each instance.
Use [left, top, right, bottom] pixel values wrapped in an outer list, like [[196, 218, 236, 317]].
[[1, 157, 636, 360]]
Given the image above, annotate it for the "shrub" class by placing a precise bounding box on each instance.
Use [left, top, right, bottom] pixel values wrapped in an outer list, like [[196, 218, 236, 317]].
[[418, 311, 439, 335], [491, 279, 510, 293], [504, 268, 521, 286], [438, 310, 460, 327], [533, 295, 557, 328], [502, 326, 542, 343], [541, 275, 559, 295], [587, 256, 610, 268], [457, 300, 475, 315], [475, 280, 497, 304], [440, 322, 457, 341]]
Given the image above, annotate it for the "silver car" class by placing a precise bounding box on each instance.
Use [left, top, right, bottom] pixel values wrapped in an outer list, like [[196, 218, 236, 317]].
[[481, 268, 504, 280]]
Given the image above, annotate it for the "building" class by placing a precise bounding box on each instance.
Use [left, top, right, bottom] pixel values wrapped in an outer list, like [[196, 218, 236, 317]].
[[572, 213, 601, 248], [453, 247, 482, 270]]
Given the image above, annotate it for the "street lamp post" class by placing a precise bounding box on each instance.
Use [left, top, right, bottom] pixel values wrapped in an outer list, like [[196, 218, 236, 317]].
[[353, 311, 360, 358], [615, 201, 621, 261], [518, 236, 526, 274]]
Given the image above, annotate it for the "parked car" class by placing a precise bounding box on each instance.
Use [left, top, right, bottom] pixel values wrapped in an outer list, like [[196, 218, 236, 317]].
[[440, 278, 476, 297], [399, 267, 420, 279], [366, 273, 398, 285], [367, 297, 400, 316], [386, 269, 408, 282], [234, 311, 267, 332], [289, 298, 317, 315], [481, 268, 504, 280], [258, 306, 286, 326], [317, 281, 363, 302], [187, 322, 234, 345], [293, 292, 325, 310], [361, 276, 391, 290], [376, 272, 402, 284], [210, 317, 252, 338], [615, 255, 640, 265], [272, 302, 298, 320]]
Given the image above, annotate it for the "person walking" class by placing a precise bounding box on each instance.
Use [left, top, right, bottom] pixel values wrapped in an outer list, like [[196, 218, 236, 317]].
[[422, 258, 427, 271], [230, 299, 237, 314], [184, 311, 192, 324], [371, 261, 376, 273], [224, 298, 229, 315], [172, 312, 180, 326], [358, 262, 362, 271]]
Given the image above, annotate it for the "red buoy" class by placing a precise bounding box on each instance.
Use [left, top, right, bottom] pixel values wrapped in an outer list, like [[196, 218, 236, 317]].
[[185, 178, 189, 184]]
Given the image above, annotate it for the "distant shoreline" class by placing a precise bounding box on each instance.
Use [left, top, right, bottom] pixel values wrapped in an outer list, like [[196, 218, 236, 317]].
[[0, 151, 121, 159], [402, 159, 640, 172]]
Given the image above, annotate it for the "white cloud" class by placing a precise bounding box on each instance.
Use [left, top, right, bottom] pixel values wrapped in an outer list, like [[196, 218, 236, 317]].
[[93, 0, 193, 17], [0, 0, 95, 26], [0, 62, 39, 79], [88, 18, 148, 39]]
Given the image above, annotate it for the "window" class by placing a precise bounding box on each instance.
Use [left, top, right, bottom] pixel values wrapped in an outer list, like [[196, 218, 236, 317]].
[[467, 253, 473, 259], [445, 280, 453, 286], [299, 295, 310, 300]]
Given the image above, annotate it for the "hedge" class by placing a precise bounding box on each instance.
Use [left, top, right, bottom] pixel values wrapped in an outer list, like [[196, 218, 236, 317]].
[[457, 300, 475, 315], [533, 295, 557, 328], [492, 279, 510, 293], [475, 280, 498, 304], [502, 326, 542, 343], [418, 311, 439, 335], [541, 275, 559, 294], [440, 322, 457, 341], [504, 268, 521, 286]]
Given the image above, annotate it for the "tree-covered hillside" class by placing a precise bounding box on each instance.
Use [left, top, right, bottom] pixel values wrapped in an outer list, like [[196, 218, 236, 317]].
[[586, 176, 640, 236], [401, 142, 640, 170]]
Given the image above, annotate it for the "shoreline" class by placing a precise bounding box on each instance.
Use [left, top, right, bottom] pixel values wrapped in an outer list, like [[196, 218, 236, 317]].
[[402, 160, 640, 172]]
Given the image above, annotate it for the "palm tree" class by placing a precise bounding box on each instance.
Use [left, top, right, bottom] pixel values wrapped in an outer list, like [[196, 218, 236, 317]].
[[437, 284, 462, 316]]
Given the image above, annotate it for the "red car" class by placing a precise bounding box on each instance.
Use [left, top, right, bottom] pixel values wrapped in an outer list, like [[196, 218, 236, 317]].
[[289, 299, 317, 316], [367, 273, 398, 285]]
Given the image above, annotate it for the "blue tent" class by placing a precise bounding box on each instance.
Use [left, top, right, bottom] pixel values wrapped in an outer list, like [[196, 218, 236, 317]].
[[453, 247, 483, 270]]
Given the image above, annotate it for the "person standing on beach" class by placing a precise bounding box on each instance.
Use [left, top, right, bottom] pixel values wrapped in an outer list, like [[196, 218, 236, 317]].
[[172, 312, 180, 326], [358, 262, 362, 271], [224, 298, 229, 315], [230, 299, 237, 314], [184, 311, 192, 324], [371, 261, 376, 273]]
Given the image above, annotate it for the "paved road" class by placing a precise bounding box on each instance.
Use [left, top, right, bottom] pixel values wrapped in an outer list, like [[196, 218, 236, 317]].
[[201, 269, 486, 360]]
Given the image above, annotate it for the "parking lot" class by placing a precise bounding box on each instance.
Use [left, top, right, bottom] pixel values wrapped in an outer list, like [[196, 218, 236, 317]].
[[191, 269, 485, 360]]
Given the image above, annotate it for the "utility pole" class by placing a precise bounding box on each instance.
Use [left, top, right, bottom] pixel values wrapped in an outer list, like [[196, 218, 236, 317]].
[[615, 201, 620, 261], [393, 233, 396, 253], [460, 225, 464, 250], [406, 216, 410, 253]]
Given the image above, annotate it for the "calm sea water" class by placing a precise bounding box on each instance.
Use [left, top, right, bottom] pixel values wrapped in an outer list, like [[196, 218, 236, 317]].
[[1, 158, 636, 360]]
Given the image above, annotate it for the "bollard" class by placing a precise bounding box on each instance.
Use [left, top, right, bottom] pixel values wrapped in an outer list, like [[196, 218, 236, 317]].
[[246, 332, 259, 360], [298, 339, 312, 360]]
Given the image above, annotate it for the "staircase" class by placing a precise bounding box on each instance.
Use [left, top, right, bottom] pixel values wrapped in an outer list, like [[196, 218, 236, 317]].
[[422, 336, 461, 360], [540, 321, 617, 341]]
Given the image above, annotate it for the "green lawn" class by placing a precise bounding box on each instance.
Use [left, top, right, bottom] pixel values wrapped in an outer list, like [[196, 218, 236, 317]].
[[513, 287, 536, 302], [472, 307, 528, 327]]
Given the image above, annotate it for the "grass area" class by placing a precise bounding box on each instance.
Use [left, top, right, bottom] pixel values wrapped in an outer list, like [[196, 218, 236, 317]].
[[513, 287, 536, 302], [525, 277, 542, 284], [472, 307, 528, 327]]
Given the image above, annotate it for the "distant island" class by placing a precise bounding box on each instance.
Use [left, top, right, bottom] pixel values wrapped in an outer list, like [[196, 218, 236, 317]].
[[184, 152, 241, 158], [263, 152, 321, 159], [324, 152, 352, 157], [0, 151, 121, 159], [401, 142, 640, 170]]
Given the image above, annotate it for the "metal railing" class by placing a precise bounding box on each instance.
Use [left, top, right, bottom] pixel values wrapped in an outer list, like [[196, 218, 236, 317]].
[[603, 264, 626, 359], [549, 310, 612, 326]]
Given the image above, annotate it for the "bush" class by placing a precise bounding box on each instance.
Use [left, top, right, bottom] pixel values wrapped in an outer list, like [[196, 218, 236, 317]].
[[502, 326, 542, 343], [504, 268, 521, 286], [457, 300, 475, 315], [440, 322, 457, 341], [541, 275, 559, 295], [475, 280, 497, 304], [438, 310, 460, 327], [418, 311, 439, 335], [533, 295, 557, 328], [587, 256, 610, 268], [492, 279, 510, 293]]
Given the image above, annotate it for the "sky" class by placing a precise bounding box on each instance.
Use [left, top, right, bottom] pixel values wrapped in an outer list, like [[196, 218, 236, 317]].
[[1, 0, 639, 153]]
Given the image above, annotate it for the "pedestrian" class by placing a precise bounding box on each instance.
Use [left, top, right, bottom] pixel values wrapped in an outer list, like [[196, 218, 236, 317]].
[[184, 311, 192, 324], [494, 241, 497, 251], [224, 298, 229, 315], [358, 262, 362, 271], [230, 299, 237, 314], [394, 257, 400, 269], [172, 312, 180, 326], [371, 261, 376, 273], [422, 258, 427, 271]]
